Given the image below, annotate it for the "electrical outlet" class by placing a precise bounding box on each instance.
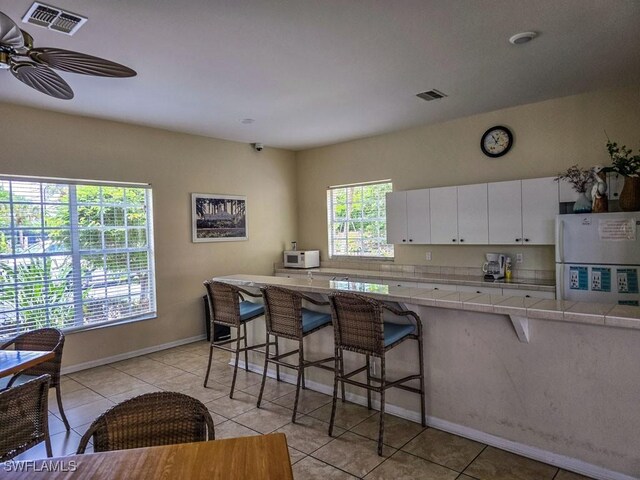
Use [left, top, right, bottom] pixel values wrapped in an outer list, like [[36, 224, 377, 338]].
[[516, 253, 523, 264], [591, 271, 602, 290], [425, 251, 432, 261], [618, 272, 629, 293]]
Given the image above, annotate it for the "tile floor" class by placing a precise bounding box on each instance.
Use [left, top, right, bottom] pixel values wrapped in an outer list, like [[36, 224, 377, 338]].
[[16, 341, 594, 480]]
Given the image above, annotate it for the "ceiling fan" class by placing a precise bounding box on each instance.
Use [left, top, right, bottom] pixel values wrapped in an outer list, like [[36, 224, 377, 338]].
[[0, 10, 136, 100]]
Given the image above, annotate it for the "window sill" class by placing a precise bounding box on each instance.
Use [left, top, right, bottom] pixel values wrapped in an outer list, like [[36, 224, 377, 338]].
[[328, 256, 395, 262], [63, 313, 158, 336]]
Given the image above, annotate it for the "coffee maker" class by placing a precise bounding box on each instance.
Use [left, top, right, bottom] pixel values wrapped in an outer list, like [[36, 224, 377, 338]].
[[483, 253, 506, 280]]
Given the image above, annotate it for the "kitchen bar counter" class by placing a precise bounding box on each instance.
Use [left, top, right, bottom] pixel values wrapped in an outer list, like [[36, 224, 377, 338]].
[[213, 274, 640, 479], [220, 274, 639, 334], [274, 266, 556, 292]]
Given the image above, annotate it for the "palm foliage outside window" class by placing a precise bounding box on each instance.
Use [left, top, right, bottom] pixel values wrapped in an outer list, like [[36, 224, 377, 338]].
[[0, 177, 156, 338]]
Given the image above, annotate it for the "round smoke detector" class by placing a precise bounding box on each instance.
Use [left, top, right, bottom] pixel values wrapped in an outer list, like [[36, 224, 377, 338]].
[[509, 31, 537, 45]]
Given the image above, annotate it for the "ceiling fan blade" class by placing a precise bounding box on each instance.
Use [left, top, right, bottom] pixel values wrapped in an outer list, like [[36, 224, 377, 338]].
[[0, 11, 24, 49], [11, 61, 74, 100], [29, 48, 136, 77]]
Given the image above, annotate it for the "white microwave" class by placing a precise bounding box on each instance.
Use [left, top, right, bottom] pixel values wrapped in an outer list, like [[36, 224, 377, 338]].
[[283, 250, 320, 269]]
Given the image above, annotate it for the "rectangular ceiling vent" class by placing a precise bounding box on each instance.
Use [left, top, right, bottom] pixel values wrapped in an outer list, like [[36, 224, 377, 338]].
[[416, 89, 448, 101], [22, 2, 87, 36]]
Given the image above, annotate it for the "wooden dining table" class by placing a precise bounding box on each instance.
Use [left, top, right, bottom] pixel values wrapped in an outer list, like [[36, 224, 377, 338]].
[[0, 350, 55, 379], [2, 433, 294, 480]]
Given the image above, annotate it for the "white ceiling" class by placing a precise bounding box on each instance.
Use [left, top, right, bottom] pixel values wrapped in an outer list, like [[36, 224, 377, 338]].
[[1, 0, 639, 151]]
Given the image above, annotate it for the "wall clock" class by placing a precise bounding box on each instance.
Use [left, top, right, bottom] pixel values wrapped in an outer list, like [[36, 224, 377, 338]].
[[480, 126, 513, 158]]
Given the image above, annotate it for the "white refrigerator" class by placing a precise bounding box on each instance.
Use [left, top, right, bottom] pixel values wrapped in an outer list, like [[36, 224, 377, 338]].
[[556, 212, 640, 305]]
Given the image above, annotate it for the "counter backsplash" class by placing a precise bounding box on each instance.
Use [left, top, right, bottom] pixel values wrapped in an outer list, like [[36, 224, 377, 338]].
[[275, 259, 555, 281]]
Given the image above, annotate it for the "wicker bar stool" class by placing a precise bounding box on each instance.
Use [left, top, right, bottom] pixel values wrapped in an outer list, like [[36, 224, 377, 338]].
[[0, 374, 52, 461], [0, 328, 70, 431], [258, 286, 335, 423], [76, 391, 215, 453], [203, 280, 268, 398], [328, 292, 426, 455]]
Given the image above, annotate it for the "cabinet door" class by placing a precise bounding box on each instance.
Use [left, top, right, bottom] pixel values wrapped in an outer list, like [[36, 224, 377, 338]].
[[386, 191, 408, 244], [488, 180, 523, 244], [430, 186, 459, 244], [406, 189, 430, 244], [457, 184, 488, 244], [522, 177, 558, 244]]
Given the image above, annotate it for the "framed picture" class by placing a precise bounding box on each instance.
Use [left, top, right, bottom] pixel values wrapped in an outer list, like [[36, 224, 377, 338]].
[[192, 193, 248, 242]]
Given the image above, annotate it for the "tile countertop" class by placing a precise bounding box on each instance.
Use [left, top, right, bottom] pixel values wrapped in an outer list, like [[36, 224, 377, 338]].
[[215, 274, 640, 332], [274, 267, 556, 292]]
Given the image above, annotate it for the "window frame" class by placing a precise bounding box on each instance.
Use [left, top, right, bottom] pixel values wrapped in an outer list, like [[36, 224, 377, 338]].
[[326, 180, 394, 259], [0, 175, 157, 338]]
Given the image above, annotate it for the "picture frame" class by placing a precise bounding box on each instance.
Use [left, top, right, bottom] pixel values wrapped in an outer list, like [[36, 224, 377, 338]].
[[191, 193, 248, 242]]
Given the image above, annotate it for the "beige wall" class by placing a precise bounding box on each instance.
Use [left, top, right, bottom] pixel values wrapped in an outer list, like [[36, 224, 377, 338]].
[[0, 102, 297, 368], [295, 86, 640, 271]]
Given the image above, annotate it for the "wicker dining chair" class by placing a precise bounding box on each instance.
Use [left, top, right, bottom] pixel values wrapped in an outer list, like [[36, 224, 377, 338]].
[[0, 374, 52, 462], [0, 328, 69, 431], [203, 280, 268, 398], [258, 286, 336, 422], [76, 391, 215, 454], [328, 292, 426, 455]]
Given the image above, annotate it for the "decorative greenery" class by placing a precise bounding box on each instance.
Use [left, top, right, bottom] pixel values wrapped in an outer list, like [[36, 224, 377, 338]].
[[554, 165, 595, 193], [606, 140, 640, 177]]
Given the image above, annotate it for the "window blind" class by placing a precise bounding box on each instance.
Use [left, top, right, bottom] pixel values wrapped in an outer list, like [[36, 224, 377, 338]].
[[0, 177, 156, 338], [326, 181, 394, 258]]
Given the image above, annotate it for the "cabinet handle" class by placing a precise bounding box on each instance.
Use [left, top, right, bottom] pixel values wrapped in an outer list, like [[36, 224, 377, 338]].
[[460, 239, 465, 242], [409, 239, 413, 242], [614, 193, 619, 197], [524, 238, 530, 242], [452, 239, 457, 242], [402, 239, 406, 242], [525, 295, 531, 298], [476, 290, 481, 294], [515, 238, 521, 242], [434, 287, 439, 290]]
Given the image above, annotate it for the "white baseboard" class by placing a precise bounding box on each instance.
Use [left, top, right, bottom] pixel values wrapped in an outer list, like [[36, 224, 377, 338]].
[[61, 334, 207, 375], [237, 359, 635, 480]]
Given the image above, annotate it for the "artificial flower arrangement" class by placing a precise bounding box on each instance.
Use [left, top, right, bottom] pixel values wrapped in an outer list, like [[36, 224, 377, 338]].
[[606, 140, 640, 177], [554, 165, 594, 193]]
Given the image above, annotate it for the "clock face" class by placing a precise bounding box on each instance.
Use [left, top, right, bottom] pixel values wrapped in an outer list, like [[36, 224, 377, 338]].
[[481, 126, 513, 157]]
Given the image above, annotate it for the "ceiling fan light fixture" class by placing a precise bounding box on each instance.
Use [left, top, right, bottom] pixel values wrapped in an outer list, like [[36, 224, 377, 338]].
[[509, 31, 537, 45]]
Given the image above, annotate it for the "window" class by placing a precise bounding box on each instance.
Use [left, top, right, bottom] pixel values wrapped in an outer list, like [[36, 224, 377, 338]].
[[327, 181, 393, 258], [0, 176, 156, 338]]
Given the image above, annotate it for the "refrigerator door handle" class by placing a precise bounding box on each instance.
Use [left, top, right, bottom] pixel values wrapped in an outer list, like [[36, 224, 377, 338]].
[[556, 263, 564, 300], [556, 218, 564, 263]]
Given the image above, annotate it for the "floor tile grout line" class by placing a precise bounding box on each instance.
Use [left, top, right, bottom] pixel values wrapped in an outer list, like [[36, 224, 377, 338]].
[[460, 444, 488, 477], [295, 454, 363, 479]]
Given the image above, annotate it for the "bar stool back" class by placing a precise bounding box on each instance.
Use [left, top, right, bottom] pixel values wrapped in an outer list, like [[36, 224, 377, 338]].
[[203, 280, 267, 398], [258, 286, 335, 422], [328, 292, 426, 455]]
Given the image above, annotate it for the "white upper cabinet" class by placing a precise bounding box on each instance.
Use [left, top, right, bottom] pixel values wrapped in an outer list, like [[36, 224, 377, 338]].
[[521, 177, 559, 244], [387, 176, 559, 246], [406, 189, 430, 244], [457, 183, 489, 244], [386, 191, 408, 244], [430, 186, 458, 244], [489, 178, 559, 245], [488, 180, 523, 244], [386, 189, 430, 244]]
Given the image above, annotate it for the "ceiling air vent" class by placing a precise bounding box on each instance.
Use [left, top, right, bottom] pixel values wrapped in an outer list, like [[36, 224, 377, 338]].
[[22, 2, 87, 36], [416, 89, 448, 101]]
